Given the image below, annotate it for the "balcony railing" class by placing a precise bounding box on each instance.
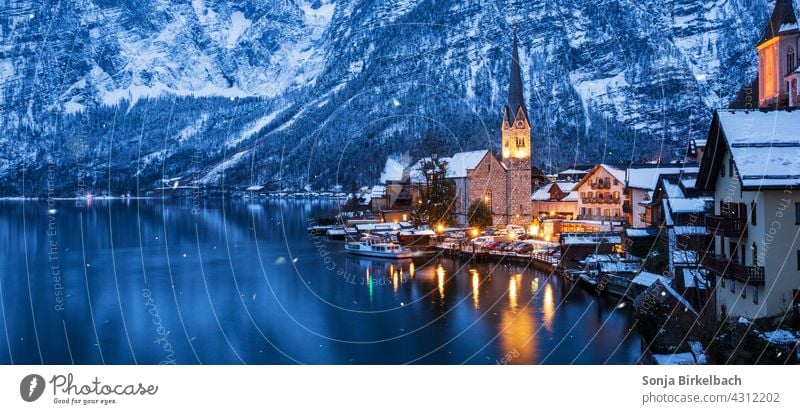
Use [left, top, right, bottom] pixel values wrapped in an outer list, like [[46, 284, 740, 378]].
[[576, 215, 625, 222], [581, 198, 621, 205], [705, 215, 748, 238], [701, 254, 765, 286]]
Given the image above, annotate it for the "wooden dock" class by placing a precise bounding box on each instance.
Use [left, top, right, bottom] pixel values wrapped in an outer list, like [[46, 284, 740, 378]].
[[431, 244, 559, 273]]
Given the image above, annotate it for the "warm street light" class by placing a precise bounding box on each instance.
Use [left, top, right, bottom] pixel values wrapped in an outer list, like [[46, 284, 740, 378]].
[[436, 223, 444, 234], [471, 228, 479, 237]]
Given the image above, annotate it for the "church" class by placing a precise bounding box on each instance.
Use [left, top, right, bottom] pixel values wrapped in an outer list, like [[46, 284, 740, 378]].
[[378, 31, 541, 227]]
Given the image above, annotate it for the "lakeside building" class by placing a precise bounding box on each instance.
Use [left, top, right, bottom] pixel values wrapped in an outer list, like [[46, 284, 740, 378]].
[[372, 31, 542, 227], [530, 180, 579, 218], [624, 164, 700, 228], [573, 164, 626, 222], [696, 109, 800, 319]]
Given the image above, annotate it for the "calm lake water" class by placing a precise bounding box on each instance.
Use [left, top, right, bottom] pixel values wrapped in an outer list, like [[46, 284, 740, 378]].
[[0, 199, 640, 364]]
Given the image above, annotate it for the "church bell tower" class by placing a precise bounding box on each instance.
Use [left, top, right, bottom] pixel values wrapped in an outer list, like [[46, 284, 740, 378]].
[[501, 29, 533, 226], [756, 0, 799, 108]]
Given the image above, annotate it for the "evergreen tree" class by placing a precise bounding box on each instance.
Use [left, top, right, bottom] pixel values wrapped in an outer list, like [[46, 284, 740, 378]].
[[467, 200, 492, 228], [412, 157, 456, 228]]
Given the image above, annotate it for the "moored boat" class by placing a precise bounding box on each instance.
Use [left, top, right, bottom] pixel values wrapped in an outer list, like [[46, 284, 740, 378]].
[[345, 236, 412, 259]]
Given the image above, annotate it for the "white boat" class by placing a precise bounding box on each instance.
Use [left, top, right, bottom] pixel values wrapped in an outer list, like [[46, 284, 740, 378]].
[[345, 236, 412, 259]]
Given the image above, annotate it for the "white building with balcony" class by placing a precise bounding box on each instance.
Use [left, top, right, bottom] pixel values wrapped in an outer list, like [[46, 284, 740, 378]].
[[574, 164, 626, 222], [696, 109, 800, 319]]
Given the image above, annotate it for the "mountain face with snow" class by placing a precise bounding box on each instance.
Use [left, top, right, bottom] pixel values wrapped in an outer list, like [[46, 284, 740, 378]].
[[0, 0, 785, 194]]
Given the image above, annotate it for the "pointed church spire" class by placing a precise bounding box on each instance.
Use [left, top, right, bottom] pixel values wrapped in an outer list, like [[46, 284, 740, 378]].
[[505, 27, 528, 125], [759, 0, 799, 45]]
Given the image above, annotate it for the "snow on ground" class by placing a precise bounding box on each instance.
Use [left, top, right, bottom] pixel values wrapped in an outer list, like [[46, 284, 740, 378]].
[[226, 110, 282, 148], [197, 150, 251, 184], [226, 11, 252, 48]]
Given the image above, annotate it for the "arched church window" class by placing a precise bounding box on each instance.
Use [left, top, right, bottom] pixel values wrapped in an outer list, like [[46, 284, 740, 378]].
[[788, 47, 796, 75], [516, 137, 525, 147]]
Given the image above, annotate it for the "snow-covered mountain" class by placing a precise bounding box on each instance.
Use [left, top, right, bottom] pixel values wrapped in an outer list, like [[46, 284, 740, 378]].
[[0, 0, 785, 194]]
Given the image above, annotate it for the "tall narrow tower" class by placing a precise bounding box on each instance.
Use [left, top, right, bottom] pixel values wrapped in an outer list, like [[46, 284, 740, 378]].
[[501, 29, 532, 226], [757, 0, 799, 108]]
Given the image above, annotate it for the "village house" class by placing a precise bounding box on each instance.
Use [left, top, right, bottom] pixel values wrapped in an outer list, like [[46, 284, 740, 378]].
[[574, 164, 626, 222], [697, 109, 800, 320], [530, 180, 579, 218], [624, 164, 699, 228]]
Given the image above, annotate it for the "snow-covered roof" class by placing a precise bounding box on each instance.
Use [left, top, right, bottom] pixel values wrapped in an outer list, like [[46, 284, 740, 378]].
[[626, 166, 699, 190], [531, 183, 554, 201], [409, 150, 490, 183], [558, 168, 587, 175], [662, 179, 685, 198], [562, 192, 579, 201], [668, 197, 711, 213], [761, 329, 797, 344], [717, 110, 800, 188], [531, 181, 579, 201], [245, 185, 264, 191], [682, 268, 708, 289], [371, 184, 386, 198], [672, 249, 699, 265], [380, 156, 408, 183], [625, 228, 658, 238], [599, 260, 642, 274], [632, 272, 669, 287], [680, 176, 697, 189], [672, 225, 707, 236], [600, 164, 626, 183], [446, 150, 490, 178], [561, 233, 621, 246]]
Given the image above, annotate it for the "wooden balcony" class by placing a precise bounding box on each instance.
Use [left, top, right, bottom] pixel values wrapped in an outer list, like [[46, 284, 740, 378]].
[[701, 253, 765, 286], [705, 215, 747, 238]]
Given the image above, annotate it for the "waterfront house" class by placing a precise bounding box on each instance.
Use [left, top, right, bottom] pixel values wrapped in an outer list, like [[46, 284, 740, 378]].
[[574, 164, 626, 222], [696, 109, 800, 319], [624, 164, 699, 228], [559, 232, 623, 269], [530, 181, 579, 218]]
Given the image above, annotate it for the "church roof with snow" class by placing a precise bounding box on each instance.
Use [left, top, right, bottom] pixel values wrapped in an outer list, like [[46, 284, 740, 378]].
[[408, 150, 491, 183], [759, 0, 799, 45]]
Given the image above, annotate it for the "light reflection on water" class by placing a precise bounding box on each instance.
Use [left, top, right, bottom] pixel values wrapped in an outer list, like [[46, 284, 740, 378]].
[[0, 199, 641, 364]]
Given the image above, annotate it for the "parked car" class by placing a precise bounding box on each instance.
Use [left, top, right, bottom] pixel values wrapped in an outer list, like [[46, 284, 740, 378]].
[[514, 243, 534, 254]]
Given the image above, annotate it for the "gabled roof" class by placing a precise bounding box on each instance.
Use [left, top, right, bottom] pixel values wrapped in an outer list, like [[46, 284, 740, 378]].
[[758, 0, 799, 46], [574, 164, 627, 189], [409, 150, 492, 183], [531, 181, 579, 201], [626, 164, 699, 190], [697, 109, 800, 190], [380, 156, 409, 183], [447, 150, 491, 178]]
